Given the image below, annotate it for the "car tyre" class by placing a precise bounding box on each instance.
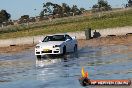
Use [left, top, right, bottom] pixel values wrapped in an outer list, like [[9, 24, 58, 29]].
[[63, 46, 66, 55], [74, 44, 78, 52], [36, 55, 41, 60]]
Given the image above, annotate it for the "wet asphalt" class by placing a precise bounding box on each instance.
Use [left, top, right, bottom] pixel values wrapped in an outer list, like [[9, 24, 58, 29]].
[[0, 44, 132, 88]]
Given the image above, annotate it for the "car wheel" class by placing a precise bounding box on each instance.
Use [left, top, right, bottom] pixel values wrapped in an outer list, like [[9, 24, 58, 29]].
[[63, 46, 66, 55], [74, 44, 78, 52], [36, 55, 41, 60]]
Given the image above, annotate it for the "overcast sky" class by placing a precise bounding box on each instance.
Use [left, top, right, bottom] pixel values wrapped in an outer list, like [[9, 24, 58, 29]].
[[0, 0, 128, 20]]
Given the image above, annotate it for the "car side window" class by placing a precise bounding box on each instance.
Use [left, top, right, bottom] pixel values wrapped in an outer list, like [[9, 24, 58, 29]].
[[42, 36, 51, 42], [65, 35, 72, 40]]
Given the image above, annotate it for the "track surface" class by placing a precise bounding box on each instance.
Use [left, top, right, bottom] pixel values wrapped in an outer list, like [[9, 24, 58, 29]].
[[0, 44, 132, 88]]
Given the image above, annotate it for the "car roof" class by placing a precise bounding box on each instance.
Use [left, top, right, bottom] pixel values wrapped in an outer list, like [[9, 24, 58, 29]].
[[46, 33, 68, 36]]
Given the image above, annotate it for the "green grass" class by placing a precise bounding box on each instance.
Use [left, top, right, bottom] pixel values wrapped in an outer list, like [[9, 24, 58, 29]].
[[0, 8, 132, 39]]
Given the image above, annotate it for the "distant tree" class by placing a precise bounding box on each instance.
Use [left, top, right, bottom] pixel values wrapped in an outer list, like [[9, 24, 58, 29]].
[[40, 10, 45, 18], [92, 4, 99, 12], [92, 0, 112, 12], [18, 15, 30, 24], [80, 8, 86, 13], [21, 15, 29, 19], [0, 10, 11, 23], [128, 0, 132, 6], [53, 4, 62, 16], [40, 2, 84, 19], [29, 17, 36, 22], [126, 0, 132, 7], [71, 5, 81, 16], [40, 2, 56, 17], [61, 3, 71, 16]]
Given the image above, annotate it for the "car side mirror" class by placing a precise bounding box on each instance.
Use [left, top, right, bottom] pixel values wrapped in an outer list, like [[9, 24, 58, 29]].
[[72, 36, 76, 39]]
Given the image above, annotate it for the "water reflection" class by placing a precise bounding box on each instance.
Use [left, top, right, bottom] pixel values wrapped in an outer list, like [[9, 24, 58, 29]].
[[36, 52, 79, 67], [36, 58, 62, 67], [0, 44, 132, 88], [36, 53, 79, 83]]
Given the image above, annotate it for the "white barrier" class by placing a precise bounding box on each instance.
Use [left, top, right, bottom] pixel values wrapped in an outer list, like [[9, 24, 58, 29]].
[[92, 26, 132, 37], [0, 26, 132, 47]]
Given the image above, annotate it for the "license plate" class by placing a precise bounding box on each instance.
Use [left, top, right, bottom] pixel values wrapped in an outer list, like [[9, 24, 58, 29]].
[[43, 49, 50, 51]]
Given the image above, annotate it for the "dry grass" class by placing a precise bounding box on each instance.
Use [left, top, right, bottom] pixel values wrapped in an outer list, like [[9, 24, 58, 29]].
[[0, 44, 35, 53], [78, 35, 132, 48], [0, 8, 132, 39]]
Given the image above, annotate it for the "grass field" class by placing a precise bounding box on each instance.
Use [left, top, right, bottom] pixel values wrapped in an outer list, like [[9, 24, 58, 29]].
[[0, 8, 132, 39]]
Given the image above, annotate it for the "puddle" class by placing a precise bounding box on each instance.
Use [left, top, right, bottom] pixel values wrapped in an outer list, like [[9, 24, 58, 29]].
[[0, 44, 132, 88]]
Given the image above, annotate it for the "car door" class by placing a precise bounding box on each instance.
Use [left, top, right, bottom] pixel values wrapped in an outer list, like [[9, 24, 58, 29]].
[[65, 35, 74, 52]]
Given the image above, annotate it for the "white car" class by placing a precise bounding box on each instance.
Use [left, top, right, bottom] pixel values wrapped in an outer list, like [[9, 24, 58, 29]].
[[35, 34, 78, 58]]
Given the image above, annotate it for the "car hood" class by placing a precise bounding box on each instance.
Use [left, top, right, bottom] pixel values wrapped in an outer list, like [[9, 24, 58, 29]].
[[36, 41, 64, 47]]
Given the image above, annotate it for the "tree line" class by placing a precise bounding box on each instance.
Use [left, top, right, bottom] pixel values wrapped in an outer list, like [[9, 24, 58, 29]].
[[0, 10, 11, 23], [0, 0, 132, 26], [40, 2, 85, 19], [92, 0, 112, 12], [126, 0, 132, 7]]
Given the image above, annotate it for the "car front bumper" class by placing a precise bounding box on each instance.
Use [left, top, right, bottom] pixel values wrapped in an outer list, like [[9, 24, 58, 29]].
[[35, 47, 63, 55]]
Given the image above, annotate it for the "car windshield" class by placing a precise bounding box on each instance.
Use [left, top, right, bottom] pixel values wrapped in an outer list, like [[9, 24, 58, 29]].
[[42, 35, 65, 42]]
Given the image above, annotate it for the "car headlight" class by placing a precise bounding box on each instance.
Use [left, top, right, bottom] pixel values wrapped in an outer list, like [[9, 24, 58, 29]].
[[36, 46, 40, 49]]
